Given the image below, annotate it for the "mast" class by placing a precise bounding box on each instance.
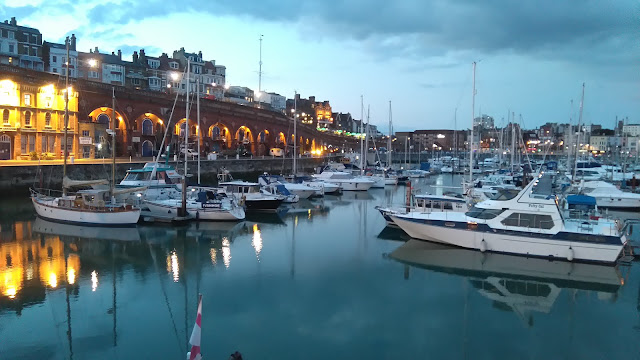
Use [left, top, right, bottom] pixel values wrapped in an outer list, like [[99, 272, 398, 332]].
[[469, 61, 476, 186], [454, 107, 457, 165], [293, 91, 297, 174], [62, 36, 70, 196], [258, 34, 263, 108], [184, 59, 190, 177], [387, 101, 392, 168], [364, 105, 370, 171], [360, 95, 364, 175], [197, 77, 201, 184], [572, 83, 585, 182], [111, 87, 116, 199], [511, 112, 515, 173]]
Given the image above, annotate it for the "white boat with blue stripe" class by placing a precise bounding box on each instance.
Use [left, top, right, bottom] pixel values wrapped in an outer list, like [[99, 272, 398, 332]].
[[391, 172, 629, 264]]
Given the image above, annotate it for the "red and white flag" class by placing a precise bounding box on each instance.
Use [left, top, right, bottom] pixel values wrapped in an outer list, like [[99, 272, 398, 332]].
[[187, 295, 203, 360]]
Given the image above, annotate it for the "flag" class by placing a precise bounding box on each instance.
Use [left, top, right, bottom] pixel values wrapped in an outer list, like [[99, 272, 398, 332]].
[[188, 295, 203, 360]]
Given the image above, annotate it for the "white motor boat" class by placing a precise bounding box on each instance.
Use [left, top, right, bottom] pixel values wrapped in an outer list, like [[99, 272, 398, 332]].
[[258, 174, 316, 199], [391, 173, 630, 264], [440, 166, 453, 174], [581, 181, 640, 210], [31, 185, 141, 226], [260, 183, 300, 203], [377, 192, 468, 227], [366, 174, 386, 188], [217, 181, 285, 210], [312, 170, 374, 191], [144, 190, 245, 221], [118, 162, 183, 201]]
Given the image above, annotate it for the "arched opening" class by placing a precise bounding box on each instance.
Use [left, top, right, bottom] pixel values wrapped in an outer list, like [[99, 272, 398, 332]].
[[96, 113, 110, 124], [2, 109, 9, 124], [276, 132, 286, 148], [257, 130, 270, 156], [235, 126, 254, 154], [208, 123, 231, 151], [88, 107, 128, 156], [24, 111, 32, 127], [142, 118, 153, 135], [141, 140, 154, 157], [311, 139, 317, 152], [0, 134, 12, 160]]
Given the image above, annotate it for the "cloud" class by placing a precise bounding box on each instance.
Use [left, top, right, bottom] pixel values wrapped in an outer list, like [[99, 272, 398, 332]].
[[0, 5, 38, 20]]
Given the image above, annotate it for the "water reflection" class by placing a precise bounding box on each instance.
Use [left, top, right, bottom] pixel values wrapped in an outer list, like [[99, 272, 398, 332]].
[[252, 224, 263, 260], [390, 240, 624, 324]]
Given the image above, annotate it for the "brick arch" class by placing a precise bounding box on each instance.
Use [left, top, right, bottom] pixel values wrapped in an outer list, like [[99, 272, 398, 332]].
[[256, 129, 271, 156], [88, 107, 128, 155], [207, 122, 232, 151], [235, 125, 255, 154], [133, 112, 164, 135]]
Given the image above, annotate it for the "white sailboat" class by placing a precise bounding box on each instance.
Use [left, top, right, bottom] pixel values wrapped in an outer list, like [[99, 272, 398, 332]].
[[31, 38, 140, 225]]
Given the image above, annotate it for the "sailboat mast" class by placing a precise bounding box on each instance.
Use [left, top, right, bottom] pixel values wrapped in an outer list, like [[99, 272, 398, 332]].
[[454, 107, 457, 164], [469, 61, 476, 186], [387, 101, 392, 168], [111, 87, 116, 198], [184, 59, 190, 177], [572, 83, 585, 182], [197, 77, 201, 184], [364, 105, 370, 170], [62, 36, 70, 196], [293, 91, 297, 174], [360, 95, 364, 175]]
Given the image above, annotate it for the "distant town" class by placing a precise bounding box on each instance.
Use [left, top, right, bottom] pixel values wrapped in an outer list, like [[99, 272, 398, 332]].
[[0, 16, 638, 162]]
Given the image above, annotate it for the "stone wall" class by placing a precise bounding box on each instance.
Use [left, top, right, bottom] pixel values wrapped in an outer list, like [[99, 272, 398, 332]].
[[0, 156, 333, 193]]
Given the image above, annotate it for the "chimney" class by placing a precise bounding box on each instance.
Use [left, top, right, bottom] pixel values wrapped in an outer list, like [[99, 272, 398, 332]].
[[140, 49, 145, 56], [117, 49, 121, 59], [295, 93, 300, 101], [10, 17, 16, 26], [132, 51, 138, 63], [94, 46, 99, 53], [198, 50, 202, 59], [70, 34, 76, 51], [309, 96, 315, 103]]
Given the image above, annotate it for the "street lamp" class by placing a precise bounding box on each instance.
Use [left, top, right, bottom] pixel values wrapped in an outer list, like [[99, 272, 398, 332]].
[[88, 59, 97, 68]]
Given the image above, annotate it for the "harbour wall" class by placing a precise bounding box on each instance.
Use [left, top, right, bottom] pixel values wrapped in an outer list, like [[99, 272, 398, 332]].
[[0, 156, 333, 194]]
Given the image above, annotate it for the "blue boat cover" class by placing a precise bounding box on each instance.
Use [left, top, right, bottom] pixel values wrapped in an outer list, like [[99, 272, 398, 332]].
[[276, 184, 292, 195], [567, 194, 596, 206]]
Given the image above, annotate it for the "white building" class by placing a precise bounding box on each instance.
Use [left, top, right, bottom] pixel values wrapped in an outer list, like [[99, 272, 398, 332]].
[[260, 92, 286, 112], [44, 35, 78, 78], [224, 86, 254, 105], [622, 124, 640, 137]]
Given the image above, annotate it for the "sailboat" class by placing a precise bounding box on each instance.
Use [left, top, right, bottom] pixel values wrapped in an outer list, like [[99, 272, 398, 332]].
[[144, 61, 245, 222], [30, 37, 140, 226]]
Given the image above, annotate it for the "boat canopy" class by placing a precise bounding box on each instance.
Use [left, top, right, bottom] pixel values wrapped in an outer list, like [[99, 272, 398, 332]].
[[567, 195, 597, 206], [63, 177, 109, 188]]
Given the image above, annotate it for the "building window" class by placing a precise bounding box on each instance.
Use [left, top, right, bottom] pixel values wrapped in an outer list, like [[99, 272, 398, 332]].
[[52, 68, 57, 73], [24, 111, 32, 127], [8, 31, 14, 39], [82, 145, 90, 159], [8, 44, 14, 53], [170, 62, 178, 69], [41, 136, 46, 154], [132, 78, 140, 85], [21, 135, 26, 154], [62, 57, 66, 64], [82, 130, 90, 137], [43, 96, 53, 108], [24, 94, 31, 106], [48, 136, 55, 153], [96, 114, 110, 124], [88, 71, 99, 78], [60, 138, 72, 153], [45, 112, 51, 127], [142, 118, 153, 135], [52, 55, 57, 63], [2, 109, 9, 124]]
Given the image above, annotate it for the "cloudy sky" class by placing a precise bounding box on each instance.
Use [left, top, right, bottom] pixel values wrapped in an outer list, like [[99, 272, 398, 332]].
[[2, 0, 637, 132]]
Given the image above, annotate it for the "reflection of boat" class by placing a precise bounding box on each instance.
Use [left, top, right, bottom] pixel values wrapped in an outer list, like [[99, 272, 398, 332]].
[[32, 217, 141, 242], [376, 226, 411, 242], [391, 240, 623, 293], [245, 211, 287, 225], [186, 221, 248, 241], [338, 191, 375, 201]]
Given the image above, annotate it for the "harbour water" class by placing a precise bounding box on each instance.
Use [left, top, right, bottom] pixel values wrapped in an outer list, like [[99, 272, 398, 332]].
[[1, 175, 640, 359]]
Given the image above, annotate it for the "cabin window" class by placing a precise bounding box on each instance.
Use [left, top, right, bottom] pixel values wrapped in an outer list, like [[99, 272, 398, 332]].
[[501, 213, 554, 229], [465, 206, 504, 219]]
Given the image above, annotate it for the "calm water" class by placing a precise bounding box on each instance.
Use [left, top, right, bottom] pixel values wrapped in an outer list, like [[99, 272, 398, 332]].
[[1, 175, 640, 360]]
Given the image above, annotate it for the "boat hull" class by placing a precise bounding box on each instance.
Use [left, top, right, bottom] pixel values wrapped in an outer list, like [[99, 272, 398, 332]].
[[144, 200, 244, 221], [391, 216, 624, 264], [31, 197, 140, 226], [245, 198, 284, 211]]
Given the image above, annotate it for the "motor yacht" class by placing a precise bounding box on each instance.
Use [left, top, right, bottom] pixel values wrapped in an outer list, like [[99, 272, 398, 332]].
[[391, 172, 630, 263]]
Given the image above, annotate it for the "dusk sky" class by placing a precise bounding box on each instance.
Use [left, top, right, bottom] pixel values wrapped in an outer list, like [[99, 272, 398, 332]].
[[2, 0, 637, 133]]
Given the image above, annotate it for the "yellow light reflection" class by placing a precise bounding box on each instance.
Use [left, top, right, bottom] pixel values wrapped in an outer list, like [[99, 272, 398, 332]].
[[6, 286, 16, 299], [252, 224, 262, 259], [222, 237, 231, 269], [67, 268, 76, 285], [209, 248, 217, 265], [91, 271, 98, 292], [170, 251, 179, 282], [308, 209, 311, 220], [48, 272, 58, 288]]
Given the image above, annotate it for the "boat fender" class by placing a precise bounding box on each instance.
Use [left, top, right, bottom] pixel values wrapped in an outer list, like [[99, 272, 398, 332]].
[[196, 211, 200, 220], [567, 247, 574, 261], [479, 239, 487, 252]]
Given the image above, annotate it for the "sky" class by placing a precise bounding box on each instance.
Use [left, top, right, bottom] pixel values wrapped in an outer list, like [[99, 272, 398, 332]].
[[1, 0, 638, 133]]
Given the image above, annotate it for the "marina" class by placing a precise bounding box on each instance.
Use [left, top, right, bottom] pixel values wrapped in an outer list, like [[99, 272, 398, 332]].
[[1, 174, 640, 359]]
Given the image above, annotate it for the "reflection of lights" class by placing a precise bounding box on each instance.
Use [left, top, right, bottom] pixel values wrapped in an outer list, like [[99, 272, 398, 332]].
[[67, 268, 76, 285], [48, 272, 58, 288], [170, 251, 179, 282], [209, 248, 217, 265], [308, 209, 311, 220], [91, 271, 98, 292], [222, 237, 231, 269], [5, 286, 16, 299], [252, 224, 262, 259], [26, 265, 34, 280], [295, 216, 298, 227]]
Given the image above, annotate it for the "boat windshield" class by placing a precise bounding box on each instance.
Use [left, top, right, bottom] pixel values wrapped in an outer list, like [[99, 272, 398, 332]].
[[489, 189, 520, 201], [465, 206, 505, 219], [123, 171, 151, 181]]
